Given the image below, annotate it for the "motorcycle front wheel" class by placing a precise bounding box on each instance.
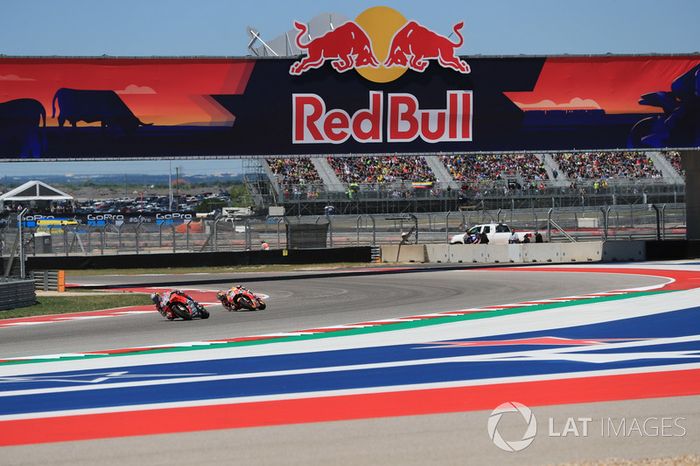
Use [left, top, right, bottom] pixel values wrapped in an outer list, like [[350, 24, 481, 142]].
[[172, 302, 192, 320]]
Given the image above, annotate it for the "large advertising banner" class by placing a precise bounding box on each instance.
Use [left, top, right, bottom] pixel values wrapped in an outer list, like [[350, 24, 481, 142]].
[[1, 7, 699, 159]]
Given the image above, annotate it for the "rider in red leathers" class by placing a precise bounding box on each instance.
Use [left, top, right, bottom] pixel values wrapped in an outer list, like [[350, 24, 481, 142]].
[[151, 290, 206, 319]]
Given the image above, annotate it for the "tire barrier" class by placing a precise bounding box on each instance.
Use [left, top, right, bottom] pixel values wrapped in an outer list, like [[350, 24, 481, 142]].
[[0, 279, 36, 311], [30, 270, 66, 292]]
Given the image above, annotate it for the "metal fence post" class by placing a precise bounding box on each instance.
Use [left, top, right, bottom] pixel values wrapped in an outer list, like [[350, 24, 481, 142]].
[[245, 219, 252, 251], [547, 208, 553, 243], [651, 204, 661, 241], [328, 216, 334, 247], [17, 208, 27, 279], [445, 211, 454, 244], [276, 217, 284, 249], [117, 224, 123, 253], [63, 227, 69, 256], [661, 204, 667, 240], [600, 206, 609, 240], [135, 221, 142, 254]]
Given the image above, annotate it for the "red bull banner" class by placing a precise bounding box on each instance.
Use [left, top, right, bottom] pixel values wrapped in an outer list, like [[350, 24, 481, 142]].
[[0, 5, 699, 159]]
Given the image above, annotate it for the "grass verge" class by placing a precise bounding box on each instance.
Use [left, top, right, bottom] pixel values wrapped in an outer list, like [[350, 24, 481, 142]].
[[0, 294, 152, 319]]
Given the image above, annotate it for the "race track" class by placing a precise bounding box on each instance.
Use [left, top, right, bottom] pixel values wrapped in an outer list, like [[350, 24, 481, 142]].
[[1, 263, 699, 465]]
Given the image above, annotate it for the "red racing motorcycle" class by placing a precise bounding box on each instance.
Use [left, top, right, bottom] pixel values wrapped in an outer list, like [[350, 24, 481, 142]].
[[217, 287, 266, 312], [154, 291, 210, 320]]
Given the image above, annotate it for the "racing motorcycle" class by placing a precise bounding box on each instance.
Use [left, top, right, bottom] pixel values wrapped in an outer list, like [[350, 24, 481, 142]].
[[164, 292, 210, 320], [217, 288, 266, 312]]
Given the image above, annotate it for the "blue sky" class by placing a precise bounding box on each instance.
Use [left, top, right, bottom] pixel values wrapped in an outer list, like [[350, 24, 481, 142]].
[[1, 0, 699, 177]]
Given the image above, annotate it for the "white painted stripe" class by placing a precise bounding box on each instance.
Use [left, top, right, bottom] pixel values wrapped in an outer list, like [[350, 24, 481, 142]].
[[55, 316, 113, 321], [1, 362, 698, 422], [0, 322, 50, 327], [3, 334, 699, 398], [2, 283, 696, 375]]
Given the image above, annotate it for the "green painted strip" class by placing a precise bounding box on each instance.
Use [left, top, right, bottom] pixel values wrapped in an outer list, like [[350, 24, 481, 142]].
[[0, 290, 671, 366]]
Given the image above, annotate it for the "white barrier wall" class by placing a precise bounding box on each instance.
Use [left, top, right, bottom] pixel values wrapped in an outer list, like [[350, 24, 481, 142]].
[[381, 244, 427, 263], [386, 241, 647, 264]]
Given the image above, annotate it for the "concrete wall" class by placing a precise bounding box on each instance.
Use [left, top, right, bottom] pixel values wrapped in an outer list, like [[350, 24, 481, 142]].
[[381, 245, 427, 263], [385, 241, 647, 264]]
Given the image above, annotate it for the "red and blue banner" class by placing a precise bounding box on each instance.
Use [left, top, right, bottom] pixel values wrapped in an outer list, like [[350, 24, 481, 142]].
[[1, 9, 699, 159]]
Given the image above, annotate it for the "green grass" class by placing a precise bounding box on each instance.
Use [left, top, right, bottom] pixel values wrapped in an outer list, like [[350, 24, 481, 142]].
[[0, 294, 152, 319], [65, 262, 377, 277]]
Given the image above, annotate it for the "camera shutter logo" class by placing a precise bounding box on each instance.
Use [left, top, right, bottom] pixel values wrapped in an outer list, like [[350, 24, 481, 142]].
[[487, 402, 537, 452]]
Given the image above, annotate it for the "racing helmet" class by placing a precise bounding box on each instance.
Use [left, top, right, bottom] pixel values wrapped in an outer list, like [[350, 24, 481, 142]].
[[150, 293, 160, 304]]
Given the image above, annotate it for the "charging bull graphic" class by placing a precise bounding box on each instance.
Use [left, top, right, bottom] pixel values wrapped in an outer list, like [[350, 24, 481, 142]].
[[628, 64, 700, 148], [289, 21, 380, 75], [384, 21, 470, 74], [52, 88, 152, 132], [0, 98, 46, 157]]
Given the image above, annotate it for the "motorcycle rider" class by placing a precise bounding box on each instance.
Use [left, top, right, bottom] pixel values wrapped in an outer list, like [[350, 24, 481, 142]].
[[217, 284, 251, 311], [151, 289, 204, 319]]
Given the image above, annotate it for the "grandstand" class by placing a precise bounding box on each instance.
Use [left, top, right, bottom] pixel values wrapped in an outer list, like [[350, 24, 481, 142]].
[[244, 151, 686, 215]]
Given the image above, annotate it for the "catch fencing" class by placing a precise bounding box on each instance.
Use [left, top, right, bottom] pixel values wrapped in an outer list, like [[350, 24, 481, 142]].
[[0, 204, 687, 260]]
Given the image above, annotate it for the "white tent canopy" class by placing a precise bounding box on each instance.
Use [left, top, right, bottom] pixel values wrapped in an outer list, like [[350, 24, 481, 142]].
[[0, 180, 73, 203]]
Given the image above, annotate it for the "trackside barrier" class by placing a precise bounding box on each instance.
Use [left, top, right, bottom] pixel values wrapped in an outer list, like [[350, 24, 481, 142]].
[[381, 245, 427, 263], [25, 247, 372, 270], [0, 279, 36, 311], [601, 241, 646, 262], [389, 241, 647, 264], [30, 270, 66, 292]]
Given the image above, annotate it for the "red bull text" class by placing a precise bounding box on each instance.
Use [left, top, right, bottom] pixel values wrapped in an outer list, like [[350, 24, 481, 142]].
[[292, 91, 473, 144]]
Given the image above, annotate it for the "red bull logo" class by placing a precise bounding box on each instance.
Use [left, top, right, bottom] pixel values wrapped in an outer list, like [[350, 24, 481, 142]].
[[289, 6, 470, 82], [292, 91, 473, 144], [290, 7, 473, 145], [289, 22, 379, 75], [384, 21, 470, 74]]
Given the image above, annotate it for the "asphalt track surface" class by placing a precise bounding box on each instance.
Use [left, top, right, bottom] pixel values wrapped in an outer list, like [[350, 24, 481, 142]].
[[1, 266, 699, 465], [0, 269, 663, 358]]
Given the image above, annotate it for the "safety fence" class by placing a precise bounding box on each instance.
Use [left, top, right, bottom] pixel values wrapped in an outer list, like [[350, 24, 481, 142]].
[[0, 204, 687, 260]]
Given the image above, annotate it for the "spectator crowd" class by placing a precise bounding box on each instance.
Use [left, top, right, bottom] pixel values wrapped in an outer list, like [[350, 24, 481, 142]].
[[267, 158, 321, 186], [440, 154, 549, 183], [553, 152, 662, 180], [664, 151, 683, 176], [327, 156, 436, 184]]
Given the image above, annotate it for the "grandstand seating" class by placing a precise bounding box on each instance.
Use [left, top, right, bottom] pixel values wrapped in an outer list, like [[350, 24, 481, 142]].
[[552, 152, 662, 180], [440, 154, 548, 183], [267, 158, 321, 185], [326, 156, 436, 183], [664, 151, 683, 176]]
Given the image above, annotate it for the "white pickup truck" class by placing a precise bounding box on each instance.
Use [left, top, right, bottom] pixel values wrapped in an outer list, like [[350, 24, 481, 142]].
[[450, 223, 532, 245]]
